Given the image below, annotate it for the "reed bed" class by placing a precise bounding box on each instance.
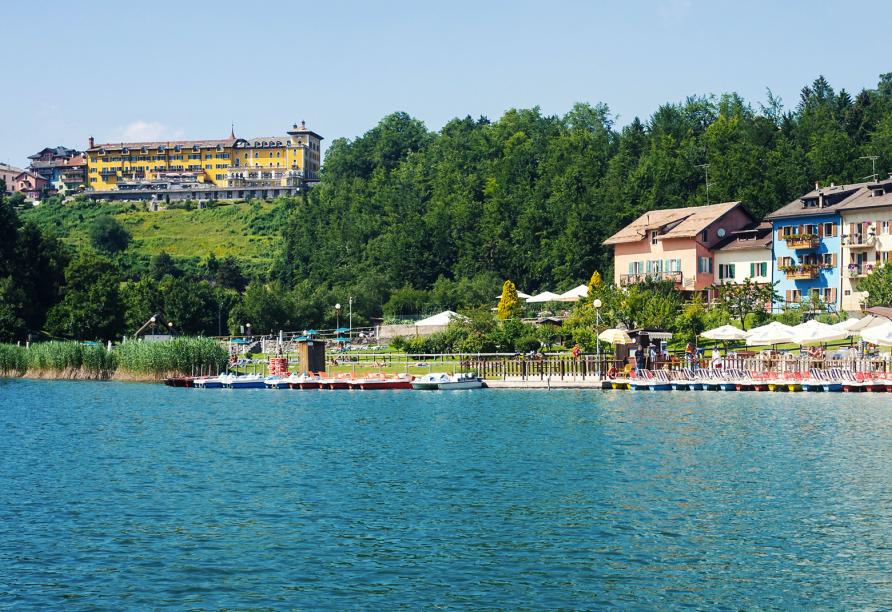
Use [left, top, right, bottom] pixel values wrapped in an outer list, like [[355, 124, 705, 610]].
[[0, 337, 227, 381], [115, 337, 228, 377], [24, 341, 118, 379], [0, 344, 28, 376]]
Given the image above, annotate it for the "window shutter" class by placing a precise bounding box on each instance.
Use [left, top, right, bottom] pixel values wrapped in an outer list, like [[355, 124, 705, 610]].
[[817, 224, 824, 237], [750, 262, 755, 277], [830, 288, 837, 305], [785, 289, 792, 303], [729, 264, 735, 278], [797, 224, 804, 235], [628, 262, 633, 274], [777, 227, 783, 240], [831, 253, 837, 267]]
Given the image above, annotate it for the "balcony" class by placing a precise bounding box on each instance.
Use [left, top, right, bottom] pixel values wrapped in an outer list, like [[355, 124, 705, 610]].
[[784, 234, 820, 250], [781, 264, 820, 280], [620, 271, 683, 287], [843, 234, 876, 249], [847, 264, 874, 278]]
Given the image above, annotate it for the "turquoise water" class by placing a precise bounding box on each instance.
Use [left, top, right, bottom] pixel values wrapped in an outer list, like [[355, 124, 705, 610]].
[[2, 380, 892, 608]]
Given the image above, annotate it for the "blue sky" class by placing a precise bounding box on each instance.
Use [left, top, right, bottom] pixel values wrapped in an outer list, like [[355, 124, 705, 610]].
[[2, 0, 888, 166]]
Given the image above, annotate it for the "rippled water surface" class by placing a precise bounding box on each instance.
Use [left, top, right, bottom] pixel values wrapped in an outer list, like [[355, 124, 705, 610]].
[[2, 380, 892, 608]]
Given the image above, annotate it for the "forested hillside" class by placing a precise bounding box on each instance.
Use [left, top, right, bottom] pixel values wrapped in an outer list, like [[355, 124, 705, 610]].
[[277, 74, 892, 295], [3, 73, 892, 341]]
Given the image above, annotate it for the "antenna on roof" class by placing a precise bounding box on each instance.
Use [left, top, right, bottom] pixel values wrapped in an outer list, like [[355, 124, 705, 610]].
[[860, 155, 879, 183], [697, 163, 710, 205]]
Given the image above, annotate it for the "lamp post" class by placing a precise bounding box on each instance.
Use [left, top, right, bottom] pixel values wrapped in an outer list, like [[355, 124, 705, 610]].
[[246, 323, 252, 339], [593, 298, 602, 377], [348, 296, 353, 341], [335, 303, 341, 332], [168, 321, 174, 336]]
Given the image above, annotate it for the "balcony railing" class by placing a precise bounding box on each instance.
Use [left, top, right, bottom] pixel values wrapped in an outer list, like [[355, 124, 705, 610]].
[[781, 265, 820, 280], [784, 234, 820, 249], [620, 271, 683, 286], [847, 264, 874, 278], [843, 234, 876, 248]]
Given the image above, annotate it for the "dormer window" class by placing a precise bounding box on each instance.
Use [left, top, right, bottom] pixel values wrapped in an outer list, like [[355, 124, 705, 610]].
[[174, 145, 181, 152], [701, 229, 709, 242], [875, 189, 884, 197], [158, 146, 166, 153], [193, 145, 200, 152], [141, 146, 147, 154], [650, 230, 658, 245], [121, 148, 129, 155]]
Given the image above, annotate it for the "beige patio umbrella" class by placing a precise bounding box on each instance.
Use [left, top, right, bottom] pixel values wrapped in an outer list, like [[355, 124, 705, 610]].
[[832, 314, 886, 335], [598, 328, 633, 345]]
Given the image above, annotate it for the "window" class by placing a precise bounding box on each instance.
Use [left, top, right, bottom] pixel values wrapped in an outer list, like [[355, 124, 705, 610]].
[[824, 222, 835, 237], [883, 221, 890, 235], [718, 263, 735, 280], [650, 230, 658, 245], [697, 256, 713, 274], [749, 262, 768, 278], [700, 229, 709, 242]]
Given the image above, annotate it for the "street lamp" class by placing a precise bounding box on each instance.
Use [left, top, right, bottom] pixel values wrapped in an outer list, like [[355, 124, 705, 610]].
[[246, 323, 252, 339], [593, 298, 603, 377], [335, 303, 341, 331], [348, 296, 353, 341]]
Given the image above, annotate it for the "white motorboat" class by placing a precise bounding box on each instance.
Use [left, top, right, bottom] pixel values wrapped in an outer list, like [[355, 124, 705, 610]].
[[436, 372, 485, 390], [411, 372, 484, 390]]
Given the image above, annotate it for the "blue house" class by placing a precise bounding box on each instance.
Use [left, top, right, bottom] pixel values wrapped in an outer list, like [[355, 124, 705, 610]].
[[766, 183, 869, 312]]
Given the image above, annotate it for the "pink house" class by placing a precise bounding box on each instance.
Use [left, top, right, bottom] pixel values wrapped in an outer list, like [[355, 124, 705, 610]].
[[603, 201, 755, 293], [12, 171, 48, 200]]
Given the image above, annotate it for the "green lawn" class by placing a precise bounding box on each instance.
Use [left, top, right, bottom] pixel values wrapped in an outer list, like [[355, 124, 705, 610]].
[[22, 199, 285, 264]]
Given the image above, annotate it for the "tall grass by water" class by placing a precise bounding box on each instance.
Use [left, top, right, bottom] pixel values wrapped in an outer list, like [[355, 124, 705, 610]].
[[25, 341, 118, 379], [0, 337, 227, 380], [0, 344, 28, 376], [115, 337, 228, 378]]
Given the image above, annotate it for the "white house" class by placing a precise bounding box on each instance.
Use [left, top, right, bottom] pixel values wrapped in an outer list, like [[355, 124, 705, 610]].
[[713, 222, 773, 286]]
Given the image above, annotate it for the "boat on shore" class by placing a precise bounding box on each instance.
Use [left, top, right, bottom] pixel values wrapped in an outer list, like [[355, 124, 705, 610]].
[[264, 375, 290, 389]]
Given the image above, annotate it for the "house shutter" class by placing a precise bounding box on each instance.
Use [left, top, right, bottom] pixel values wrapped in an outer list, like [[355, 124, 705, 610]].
[[628, 262, 633, 274], [798, 224, 804, 235], [729, 264, 735, 279], [817, 224, 824, 237], [777, 227, 783, 240], [831, 253, 837, 267], [750, 262, 755, 277], [785, 289, 792, 303], [829, 288, 837, 305]]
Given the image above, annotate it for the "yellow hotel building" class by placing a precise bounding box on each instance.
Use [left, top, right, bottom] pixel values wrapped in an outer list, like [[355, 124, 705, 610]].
[[85, 122, 322, 194]]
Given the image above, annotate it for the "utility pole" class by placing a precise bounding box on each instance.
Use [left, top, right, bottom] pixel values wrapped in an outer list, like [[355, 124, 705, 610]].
[[860, 155, 879, 183], [697, 163, 710, 205]]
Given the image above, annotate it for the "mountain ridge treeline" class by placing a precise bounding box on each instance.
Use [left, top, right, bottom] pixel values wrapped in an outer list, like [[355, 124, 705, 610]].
[[276, 73, 892, 296]]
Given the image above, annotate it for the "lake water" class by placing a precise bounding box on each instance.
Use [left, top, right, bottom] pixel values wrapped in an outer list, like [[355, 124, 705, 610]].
[[2, 380, 892, 608]]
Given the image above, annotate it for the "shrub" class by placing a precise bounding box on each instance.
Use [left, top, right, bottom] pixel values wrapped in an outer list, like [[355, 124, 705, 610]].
[[0, 344, 27, 375]]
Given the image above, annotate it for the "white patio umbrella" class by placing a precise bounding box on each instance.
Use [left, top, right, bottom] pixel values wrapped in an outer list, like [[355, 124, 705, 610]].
[[790, 319, 849, 345], [746, 321, 796, 346], [495, 290, 531, 300], [598, 328, 633, 345], [701, 324, 749, 341], [832, 314, 886, 335], [860, 321, 892, 346], [526, 291, 561, 303], [554, 284, 590, 302]]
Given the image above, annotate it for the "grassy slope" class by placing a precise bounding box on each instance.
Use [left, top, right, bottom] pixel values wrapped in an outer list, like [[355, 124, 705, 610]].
[[21, 199, 284, 264]]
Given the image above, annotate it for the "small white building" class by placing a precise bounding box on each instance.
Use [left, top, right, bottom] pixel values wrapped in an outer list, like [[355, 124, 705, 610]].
[[713, 223, 773, 286]]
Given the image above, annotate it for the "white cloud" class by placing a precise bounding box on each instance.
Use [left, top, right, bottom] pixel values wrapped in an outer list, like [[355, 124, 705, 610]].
[[110, 120, 184, 142]]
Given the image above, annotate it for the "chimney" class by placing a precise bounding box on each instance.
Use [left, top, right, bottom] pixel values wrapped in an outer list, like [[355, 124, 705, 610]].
[[818, 192, 825, 208], [814, 181, 820, 191], [300, 120, 306, 130], [88, 136, 94, 149]]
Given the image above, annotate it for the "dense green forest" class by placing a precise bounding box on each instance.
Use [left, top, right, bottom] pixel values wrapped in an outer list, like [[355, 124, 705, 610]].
[[3, 73, 892, 342]]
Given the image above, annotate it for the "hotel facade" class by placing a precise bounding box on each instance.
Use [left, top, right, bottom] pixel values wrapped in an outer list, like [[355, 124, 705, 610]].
[[85, 122, 322, 201]]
